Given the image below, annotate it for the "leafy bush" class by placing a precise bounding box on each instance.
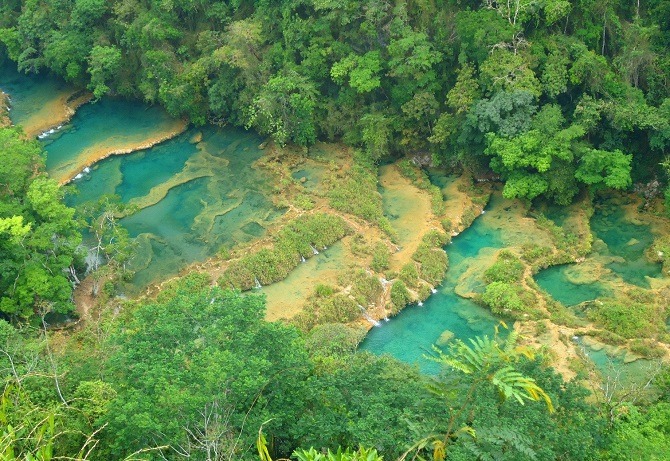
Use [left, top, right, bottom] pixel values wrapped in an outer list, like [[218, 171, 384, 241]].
[[399, 262, 419, 287], [370, 242, 390, 272], [390, 280, 411, 314], [412, 234, 449, 285], [484, 250, 525, 283], [588, 301, 662, 339]]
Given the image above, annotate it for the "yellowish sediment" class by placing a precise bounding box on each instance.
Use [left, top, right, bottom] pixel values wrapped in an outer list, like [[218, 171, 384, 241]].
[[380, 165, 437, 273], [55, 119, 188, 184], [22, 90, 92, 139]]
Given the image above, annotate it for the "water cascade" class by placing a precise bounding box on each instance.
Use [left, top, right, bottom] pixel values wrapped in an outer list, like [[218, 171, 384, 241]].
[[359, 305, 381, 327]]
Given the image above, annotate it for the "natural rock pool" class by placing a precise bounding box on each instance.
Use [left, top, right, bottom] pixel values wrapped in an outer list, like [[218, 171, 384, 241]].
[[3, 61, 666, 384]]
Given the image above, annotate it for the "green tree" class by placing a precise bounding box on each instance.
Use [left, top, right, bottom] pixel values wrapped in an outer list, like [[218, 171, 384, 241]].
[[248, 71, 318, 146], [99, 276, 311, 459], [87, 45, 122, 99]]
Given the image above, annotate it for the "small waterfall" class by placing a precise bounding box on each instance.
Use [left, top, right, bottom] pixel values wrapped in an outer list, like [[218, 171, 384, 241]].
[[37, 124, 63, 140], [431, 288, 437, 294], [358, 305, 381, 327], [254, 277, 262, 289], [310, 245, 319, 255], [418, 301, 423, 307], [300, 255, 306, 263]]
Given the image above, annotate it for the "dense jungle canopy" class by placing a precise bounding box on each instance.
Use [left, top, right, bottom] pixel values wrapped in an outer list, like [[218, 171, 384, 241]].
[[0, 0, 668, 200], [1, 1, 670, 460]]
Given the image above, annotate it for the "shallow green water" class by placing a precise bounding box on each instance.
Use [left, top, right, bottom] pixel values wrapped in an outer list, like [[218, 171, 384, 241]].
[[590, 200, 661, 287], [69, 126, 280, 293], [0, 59, 71, 128], [578, 339, 654, 386], [360, 208, 502, 374], [536, 198, 661, 306], [42, 98, 178, 182], [535, 265, 609, 306]]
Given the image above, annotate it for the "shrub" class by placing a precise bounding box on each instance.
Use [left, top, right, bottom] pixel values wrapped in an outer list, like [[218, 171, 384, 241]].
[[399, 263, 419, 287], [481, 281, 525, 314], [371, 242, 391, 272], [484, 250, 525, 283], [588, 301, 661, 339], [390, 280, 411, 314]]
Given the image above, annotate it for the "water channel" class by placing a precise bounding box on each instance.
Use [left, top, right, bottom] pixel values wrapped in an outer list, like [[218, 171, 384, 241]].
[[2, 59, 665, 381]]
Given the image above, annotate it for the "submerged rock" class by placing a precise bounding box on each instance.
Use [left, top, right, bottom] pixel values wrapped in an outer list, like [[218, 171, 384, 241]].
[[436, 329, 455, 346]]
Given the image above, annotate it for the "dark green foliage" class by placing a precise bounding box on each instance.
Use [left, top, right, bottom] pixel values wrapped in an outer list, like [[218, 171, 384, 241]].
[[1, 0, 666, 201], [446, 358, 603, 461], [0, 127, 82, 319], [603, 403, 670, 460], [293, 354, 442, 458], [100, 277, 312, 459]]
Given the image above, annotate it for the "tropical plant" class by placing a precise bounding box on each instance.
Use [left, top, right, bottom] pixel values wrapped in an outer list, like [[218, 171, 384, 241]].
[[402, 325, 553, 461]]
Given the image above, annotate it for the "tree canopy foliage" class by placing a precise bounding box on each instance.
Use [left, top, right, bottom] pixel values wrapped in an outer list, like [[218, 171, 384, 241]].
[[1, 0, 668, 201], [0, 127, 82, 319]]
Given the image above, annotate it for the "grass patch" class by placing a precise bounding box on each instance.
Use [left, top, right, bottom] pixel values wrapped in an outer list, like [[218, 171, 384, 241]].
[[412, 231, 449, 285], [370, 242, 391, 272], [293, 293, 361, 331], [484, 250, 525, 283], [390, 280, 412, 314], [219, 213, 349, 289]]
